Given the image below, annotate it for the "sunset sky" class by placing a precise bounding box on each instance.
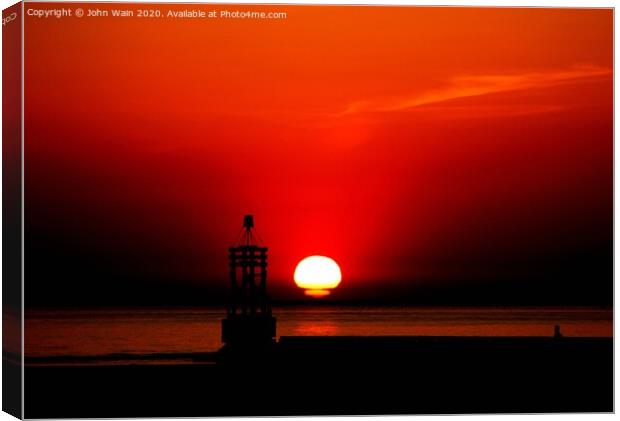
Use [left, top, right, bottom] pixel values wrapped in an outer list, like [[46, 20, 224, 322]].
[[24, 5, 612, 305]]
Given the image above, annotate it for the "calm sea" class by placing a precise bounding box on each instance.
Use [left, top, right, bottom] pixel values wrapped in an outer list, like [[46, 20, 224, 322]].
[[25, 306, 612, 362]]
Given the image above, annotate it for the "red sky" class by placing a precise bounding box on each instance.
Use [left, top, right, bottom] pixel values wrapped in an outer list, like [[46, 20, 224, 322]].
[[24, 5, 612, 304]]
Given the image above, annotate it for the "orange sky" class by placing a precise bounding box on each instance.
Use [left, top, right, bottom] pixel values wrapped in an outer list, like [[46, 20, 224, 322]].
[[24, 5, 612, 304]]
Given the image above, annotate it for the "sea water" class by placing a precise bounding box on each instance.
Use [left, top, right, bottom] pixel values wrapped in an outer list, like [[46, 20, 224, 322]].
[[25, 306, 612, 361]]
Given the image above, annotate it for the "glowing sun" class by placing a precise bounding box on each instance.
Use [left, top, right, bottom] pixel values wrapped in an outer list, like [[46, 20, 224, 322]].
[[294, 256, 342, 297]]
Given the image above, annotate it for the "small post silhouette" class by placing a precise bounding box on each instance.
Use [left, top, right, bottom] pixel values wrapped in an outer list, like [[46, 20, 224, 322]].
[[553, 324, 563, 338]]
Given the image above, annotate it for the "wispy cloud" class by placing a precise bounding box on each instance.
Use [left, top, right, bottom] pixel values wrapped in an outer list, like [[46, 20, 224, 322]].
[[341, 65, 612, 115]]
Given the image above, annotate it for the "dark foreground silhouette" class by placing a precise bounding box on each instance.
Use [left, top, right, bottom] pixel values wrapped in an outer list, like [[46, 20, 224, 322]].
[[24, 335, 612, 417]]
